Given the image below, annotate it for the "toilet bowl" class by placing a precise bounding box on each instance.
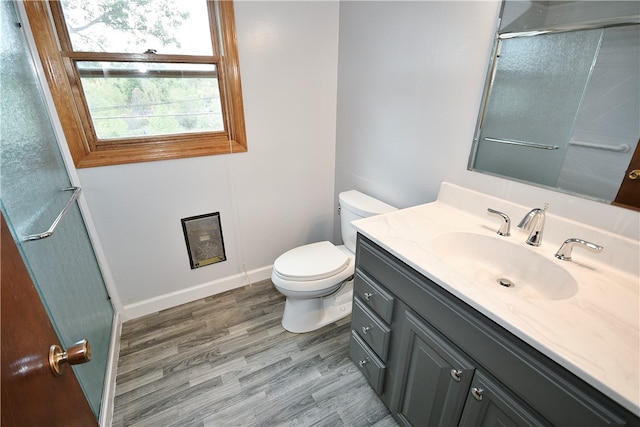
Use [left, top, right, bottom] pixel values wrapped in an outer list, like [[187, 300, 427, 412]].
[[272, 190, 396, 333]]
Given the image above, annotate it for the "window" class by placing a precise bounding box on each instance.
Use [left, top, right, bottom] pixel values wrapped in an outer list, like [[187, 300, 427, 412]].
[[25, 1, 246, 167]]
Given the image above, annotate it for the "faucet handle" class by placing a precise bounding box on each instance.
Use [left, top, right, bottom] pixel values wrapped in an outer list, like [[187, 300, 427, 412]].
[[555, 238, 603, 261], [487, 208, 510, 236]]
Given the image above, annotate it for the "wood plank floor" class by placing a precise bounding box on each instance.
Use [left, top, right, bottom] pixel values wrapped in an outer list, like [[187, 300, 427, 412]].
[[112, 280, 397, 427]]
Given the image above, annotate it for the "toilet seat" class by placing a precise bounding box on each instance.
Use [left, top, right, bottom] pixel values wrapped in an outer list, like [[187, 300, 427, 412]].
[[272, 241, 354, 293], [274, 241, 349, 281]]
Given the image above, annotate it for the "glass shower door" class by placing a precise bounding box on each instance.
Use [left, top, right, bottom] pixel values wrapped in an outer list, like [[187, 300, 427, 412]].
[[474, 29, 603, 186], [0, 1, 114, 416]]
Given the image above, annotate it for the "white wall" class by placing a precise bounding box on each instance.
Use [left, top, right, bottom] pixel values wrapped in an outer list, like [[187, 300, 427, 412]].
[[74, 0, 639, 318], [334, 1, 639, 241], [335, 1, 502, 209], [77, 1, 340, 318]]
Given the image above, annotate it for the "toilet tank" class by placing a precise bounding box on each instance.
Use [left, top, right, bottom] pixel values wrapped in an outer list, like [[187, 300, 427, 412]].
[[339, 190, 397, 253]]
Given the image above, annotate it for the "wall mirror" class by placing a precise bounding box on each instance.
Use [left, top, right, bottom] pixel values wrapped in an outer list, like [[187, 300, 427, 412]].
[[469, 1, 640, 209]]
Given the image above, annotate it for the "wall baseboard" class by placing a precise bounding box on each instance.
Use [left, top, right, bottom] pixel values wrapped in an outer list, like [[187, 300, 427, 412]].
[[121, 266, 273, 320], [99, 311, 121, 426]]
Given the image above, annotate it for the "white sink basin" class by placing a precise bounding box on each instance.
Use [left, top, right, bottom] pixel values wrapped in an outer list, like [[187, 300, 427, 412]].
[[432, 232, 578, 301]]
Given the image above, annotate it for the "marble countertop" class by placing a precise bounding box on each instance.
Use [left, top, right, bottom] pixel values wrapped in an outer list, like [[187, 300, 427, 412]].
[[352, 184, 639, 415]]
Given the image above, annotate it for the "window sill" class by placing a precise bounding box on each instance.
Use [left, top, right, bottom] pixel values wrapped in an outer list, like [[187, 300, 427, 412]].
[[76, 138, 247, 168]]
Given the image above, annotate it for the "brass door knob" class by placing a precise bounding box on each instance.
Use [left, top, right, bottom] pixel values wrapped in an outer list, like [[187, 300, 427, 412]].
[[628, 170, 640, 180], [49, 339, 91, 376]]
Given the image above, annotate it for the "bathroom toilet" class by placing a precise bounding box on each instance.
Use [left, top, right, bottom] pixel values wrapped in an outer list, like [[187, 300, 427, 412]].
[[272, 190, 396, 333]]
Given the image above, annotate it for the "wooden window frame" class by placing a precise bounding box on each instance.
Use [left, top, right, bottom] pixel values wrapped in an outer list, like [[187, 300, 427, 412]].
[[24, 1, 247, 168]]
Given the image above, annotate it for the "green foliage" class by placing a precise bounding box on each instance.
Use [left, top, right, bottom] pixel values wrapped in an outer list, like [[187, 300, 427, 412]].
[[61, 0, 190, 52], [60, 0, 223, 139], [82, 76, 224, 139]]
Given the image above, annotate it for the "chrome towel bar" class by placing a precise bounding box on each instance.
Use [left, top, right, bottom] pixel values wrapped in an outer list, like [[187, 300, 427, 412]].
[[484, 137, 631, 153], [25, 187, 81, 241], [483, 137, 559, 150]]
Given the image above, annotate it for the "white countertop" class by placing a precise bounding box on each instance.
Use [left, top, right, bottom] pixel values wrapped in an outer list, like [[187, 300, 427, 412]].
[[353, 183, 640, 415]]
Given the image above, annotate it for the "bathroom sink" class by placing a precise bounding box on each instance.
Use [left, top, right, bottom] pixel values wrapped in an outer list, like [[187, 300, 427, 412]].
[[432, 232, 578, 301]]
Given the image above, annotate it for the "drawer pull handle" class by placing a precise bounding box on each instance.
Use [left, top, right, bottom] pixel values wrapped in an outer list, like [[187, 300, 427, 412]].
[[450, 369, 462, 382], [363, 292, 373, 301], [471, 387, 484, 401], [361, 326, 371, 335], [358, 359, 368, 368]]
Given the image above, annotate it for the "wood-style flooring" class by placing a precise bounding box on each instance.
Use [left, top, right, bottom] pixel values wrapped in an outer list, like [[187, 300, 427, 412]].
[[112, 280, 397, 427]]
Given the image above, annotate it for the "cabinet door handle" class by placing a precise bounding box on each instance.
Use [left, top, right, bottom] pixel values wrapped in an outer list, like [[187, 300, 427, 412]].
[[358, 359, 368, 368], [361, 326, 371, 335], [363, 292, 373, 301], [471, 387, 484, 401], [450, 369, 462, 382]]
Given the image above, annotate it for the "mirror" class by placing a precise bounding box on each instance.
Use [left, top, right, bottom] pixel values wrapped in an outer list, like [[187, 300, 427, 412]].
[[469, 1, 640, 208]]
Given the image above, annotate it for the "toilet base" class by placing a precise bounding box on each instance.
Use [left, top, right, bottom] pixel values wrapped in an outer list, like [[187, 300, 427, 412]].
[[281, 280, 354, 333]]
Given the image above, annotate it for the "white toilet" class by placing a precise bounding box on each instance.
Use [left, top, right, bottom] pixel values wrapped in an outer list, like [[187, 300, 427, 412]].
[[272, 190, 396, 333]]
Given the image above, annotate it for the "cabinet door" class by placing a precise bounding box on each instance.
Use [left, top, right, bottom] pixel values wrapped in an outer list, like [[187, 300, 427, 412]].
[[394, 309, 475, 427], [459, 371, 550, 427]]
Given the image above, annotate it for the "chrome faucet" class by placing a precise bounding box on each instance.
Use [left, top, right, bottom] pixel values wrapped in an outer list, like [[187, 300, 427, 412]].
[[517, 204, 548, 246], [487, 208, 510, 236], [555, 238, 603, 261]]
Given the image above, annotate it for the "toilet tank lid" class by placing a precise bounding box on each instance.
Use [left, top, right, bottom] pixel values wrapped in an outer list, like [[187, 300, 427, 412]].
[[339, 190, 397, 217]]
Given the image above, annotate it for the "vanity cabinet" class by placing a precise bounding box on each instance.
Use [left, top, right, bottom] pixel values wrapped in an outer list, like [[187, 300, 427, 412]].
[[392, 302, 548, 427], [350, 234, 639, 427], [393, 308, 475, 426], [458, 371, 548, 426]]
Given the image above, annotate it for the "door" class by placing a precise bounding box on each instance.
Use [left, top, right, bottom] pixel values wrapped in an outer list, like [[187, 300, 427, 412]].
[[1, 213, 97, 426], [614, 141, 640, 211], [393, 309, 475, 427], [0, 0, 114, 418], [458, 371, 548, 427], [473, 30, 603, 187]]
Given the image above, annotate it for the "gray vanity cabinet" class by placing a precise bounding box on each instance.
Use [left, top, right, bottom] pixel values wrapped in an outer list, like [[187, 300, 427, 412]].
[[458, 371, 548, 427], [351, 234, 639, 427], [393, 308, 475, 426], [392, 303, 548, 427]]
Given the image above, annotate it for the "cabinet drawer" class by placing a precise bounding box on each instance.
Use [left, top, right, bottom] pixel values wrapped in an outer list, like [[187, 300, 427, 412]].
[[350, 331, 386, 394], [354, 272, 394, 323], [352, 297, 391, 361]]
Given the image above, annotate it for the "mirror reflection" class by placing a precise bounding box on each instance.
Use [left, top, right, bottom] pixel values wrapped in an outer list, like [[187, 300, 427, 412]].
[[469, 1, 639, 208]]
